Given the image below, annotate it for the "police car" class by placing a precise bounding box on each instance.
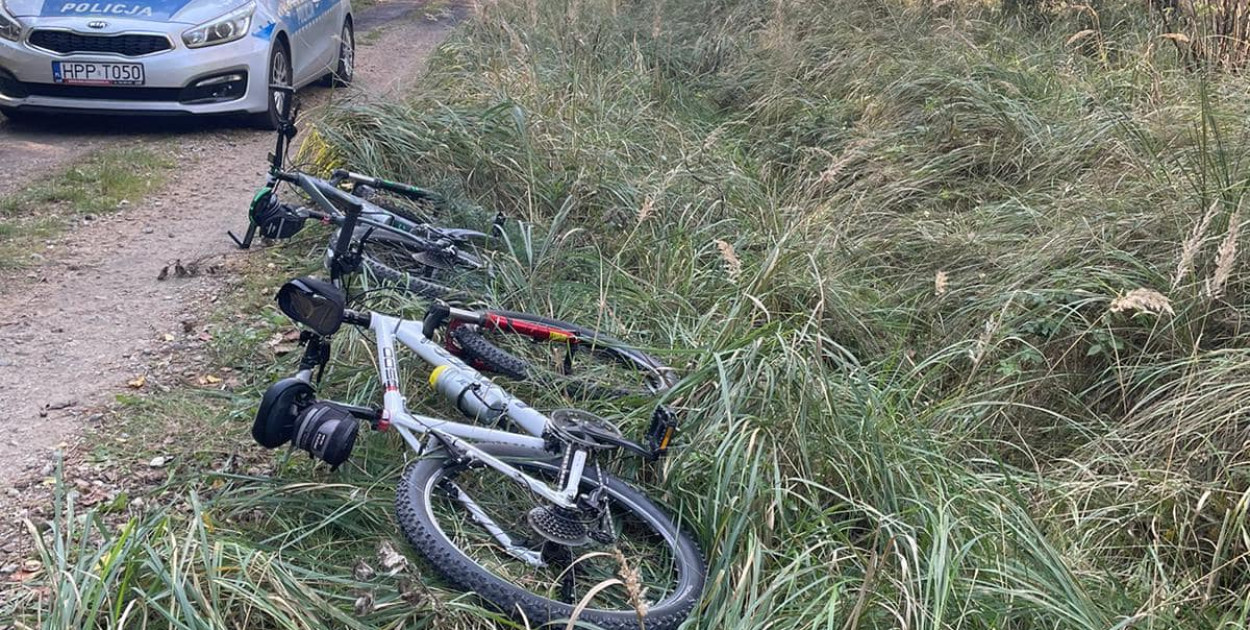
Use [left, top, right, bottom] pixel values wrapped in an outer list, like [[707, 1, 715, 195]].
[[0, 0, 353, 127]]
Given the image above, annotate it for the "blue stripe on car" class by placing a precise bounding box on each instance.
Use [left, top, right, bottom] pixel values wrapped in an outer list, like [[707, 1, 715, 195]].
[[253, 20, 275, 40], [279, 0, 335, 33]]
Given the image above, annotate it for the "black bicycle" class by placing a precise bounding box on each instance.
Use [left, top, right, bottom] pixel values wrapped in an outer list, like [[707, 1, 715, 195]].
[[229, 85, 498, 297], [229, 87, 684, 401]]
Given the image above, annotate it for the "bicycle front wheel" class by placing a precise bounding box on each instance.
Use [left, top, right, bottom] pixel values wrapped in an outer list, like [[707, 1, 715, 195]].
[[395, 444, 705, 630]]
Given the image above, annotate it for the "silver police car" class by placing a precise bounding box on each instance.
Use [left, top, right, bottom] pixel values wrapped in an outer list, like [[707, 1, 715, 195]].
[[0, 0, 353, 127]]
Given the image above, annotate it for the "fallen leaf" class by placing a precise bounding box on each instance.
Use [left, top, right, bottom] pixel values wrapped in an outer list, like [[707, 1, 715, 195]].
[[353, 559, 376, 581], [377, 541, 408, 575], [148, 456, 168, 468], [127, 375, 146, 389], [397, 578, 429, 605], [272, 344, 298, 356]]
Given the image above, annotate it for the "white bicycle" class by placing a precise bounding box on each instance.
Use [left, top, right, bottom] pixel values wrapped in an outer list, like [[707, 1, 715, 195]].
[[252, 276, 705, 629]]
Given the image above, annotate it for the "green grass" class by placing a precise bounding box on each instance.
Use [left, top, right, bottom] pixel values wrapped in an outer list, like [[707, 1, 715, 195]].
[[9, 0, 1250, 628], [0, 147, 174, 268]]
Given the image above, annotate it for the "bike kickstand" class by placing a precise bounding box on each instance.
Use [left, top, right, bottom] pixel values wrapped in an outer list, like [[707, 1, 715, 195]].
[[228, 223, 258, 250]]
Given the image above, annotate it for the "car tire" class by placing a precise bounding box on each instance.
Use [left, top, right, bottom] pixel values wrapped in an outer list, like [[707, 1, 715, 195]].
[[321, 18, 354, 87], [249, 41, 293, 130]]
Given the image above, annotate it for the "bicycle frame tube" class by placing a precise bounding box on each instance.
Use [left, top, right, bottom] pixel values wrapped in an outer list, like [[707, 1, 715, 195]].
[[334, 170, 441, 202], [368, 314, 584, 509], [298, 175, 429, 239]]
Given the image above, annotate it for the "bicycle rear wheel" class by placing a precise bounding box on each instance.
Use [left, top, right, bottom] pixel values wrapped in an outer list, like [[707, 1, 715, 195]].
[[358, 232, 486, 300], [395, 444, 705, 630], [448, 311, 677, 400]]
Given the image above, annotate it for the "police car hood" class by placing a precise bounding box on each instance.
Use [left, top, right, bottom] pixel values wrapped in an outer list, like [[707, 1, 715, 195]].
[[4, 0, 253, 25]]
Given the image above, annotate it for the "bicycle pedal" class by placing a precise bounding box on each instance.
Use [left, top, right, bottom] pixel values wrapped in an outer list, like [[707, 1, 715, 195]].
[[645, 405, 679, 459]]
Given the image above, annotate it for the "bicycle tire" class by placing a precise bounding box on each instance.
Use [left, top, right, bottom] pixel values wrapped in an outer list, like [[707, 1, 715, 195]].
[[395, 443, 705, 630], [358, 234, 472, 300], [451, 311, 678, 398]]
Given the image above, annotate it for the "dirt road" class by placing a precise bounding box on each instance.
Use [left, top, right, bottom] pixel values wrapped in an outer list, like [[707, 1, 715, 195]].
[[0, 3, 453, 487]]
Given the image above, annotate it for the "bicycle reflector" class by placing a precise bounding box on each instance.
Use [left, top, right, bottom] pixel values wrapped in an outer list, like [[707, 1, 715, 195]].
[[252, 192, 307, 239], [276, 277, 346, 336]]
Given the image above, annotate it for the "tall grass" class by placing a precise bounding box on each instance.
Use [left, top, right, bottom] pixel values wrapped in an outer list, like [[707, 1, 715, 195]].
[[9, 0, 1250, 628]]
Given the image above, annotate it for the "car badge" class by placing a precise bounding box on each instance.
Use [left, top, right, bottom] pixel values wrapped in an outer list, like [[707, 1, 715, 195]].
[[87, 20, 108, 29]]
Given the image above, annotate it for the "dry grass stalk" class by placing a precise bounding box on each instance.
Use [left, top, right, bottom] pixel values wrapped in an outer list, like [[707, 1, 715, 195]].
[[715, 239, 742, 281], [1109, 288, 1175, 316], [1066, 29, 1097, 46], [1157, 0, 1250, 70], [638, 196, 656, 223], [702, 126, 726, 152], [1173, 201, 1219, 290], [816, 145, 864, 187], [968, 318, 995, 365], [1205, 207, 1242, 300], [613, 547, 650, 622]]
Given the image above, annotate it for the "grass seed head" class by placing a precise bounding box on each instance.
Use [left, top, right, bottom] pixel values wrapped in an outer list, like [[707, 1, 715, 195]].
[[1109, 288, 1175, 316], [715, 238, 742, 281]]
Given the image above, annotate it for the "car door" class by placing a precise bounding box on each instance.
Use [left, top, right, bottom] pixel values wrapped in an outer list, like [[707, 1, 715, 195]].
[[314, 0, 346, 71], [282, 0, 319, 85], [296, 0, 342, 83]]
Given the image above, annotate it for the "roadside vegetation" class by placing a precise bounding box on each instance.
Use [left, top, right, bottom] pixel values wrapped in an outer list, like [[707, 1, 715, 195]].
[[7, 0, 1250, 628]]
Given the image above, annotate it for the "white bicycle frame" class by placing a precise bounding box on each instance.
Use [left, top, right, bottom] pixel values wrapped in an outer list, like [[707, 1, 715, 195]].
[[294, 312, 591, 513]]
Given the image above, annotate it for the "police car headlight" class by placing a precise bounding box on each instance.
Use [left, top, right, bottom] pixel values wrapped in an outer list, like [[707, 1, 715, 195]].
[[182, 1, 254, 49], [0, 1, 22, 42]]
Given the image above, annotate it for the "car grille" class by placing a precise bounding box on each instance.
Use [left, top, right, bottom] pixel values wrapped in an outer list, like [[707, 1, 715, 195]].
[[22, 83, 183, 101], [28, 31, 172, 56]]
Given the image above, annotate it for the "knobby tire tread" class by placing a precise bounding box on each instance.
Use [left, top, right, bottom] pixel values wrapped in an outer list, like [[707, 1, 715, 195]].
[[394, 445, 705, 630]]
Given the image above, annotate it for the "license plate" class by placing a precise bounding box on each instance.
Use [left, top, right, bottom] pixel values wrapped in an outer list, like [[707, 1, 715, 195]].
[[52, 61, 145, 86]]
